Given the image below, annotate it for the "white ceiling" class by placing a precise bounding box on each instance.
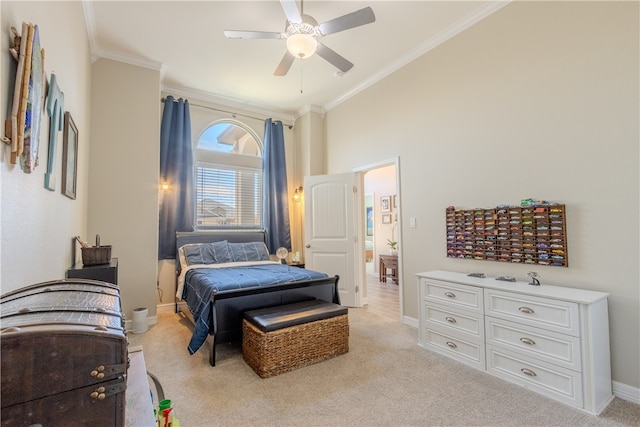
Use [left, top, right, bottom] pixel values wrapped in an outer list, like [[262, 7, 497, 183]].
[[85, 1, 508, 117]]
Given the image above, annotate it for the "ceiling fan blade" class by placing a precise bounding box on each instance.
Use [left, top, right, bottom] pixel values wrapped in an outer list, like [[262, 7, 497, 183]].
[[316, 43, 353, 73], [279, 0, 302, 23], [224, 30, 283, 39], [274, 51, 295, 76], [318, 7, 376, 36]]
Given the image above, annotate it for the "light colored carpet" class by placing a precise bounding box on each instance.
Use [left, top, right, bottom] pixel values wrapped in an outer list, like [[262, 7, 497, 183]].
[[128, 308, 640, 426]]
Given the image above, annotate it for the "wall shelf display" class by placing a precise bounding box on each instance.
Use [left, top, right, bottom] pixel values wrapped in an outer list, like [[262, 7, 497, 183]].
[[446, 203, 568, 267]]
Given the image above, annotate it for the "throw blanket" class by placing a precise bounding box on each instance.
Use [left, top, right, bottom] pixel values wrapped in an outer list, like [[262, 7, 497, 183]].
[[182, 262, 328, 354]]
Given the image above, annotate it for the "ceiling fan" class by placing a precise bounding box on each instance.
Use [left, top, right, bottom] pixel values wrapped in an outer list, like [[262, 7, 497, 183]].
[[224, 0, 376, 76]]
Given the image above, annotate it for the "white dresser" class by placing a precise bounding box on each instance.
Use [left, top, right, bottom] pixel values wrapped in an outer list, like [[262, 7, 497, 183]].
[[417, 270, 612, 415]]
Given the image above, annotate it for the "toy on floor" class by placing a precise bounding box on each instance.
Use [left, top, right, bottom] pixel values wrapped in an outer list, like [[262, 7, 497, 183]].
[[156, 399, 180, 427]]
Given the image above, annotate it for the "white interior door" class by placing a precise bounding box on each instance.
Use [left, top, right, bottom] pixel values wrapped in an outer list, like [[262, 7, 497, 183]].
[[304, 173, 359, 307]]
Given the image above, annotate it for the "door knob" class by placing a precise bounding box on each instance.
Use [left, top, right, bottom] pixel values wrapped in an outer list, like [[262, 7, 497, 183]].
[[305, 244, 310, 248]]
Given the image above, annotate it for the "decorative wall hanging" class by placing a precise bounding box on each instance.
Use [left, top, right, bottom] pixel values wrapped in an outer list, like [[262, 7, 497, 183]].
[[61, 112, 77, 199], [446, 201, 568, 267], [3, 22, 46, 173], [44, 72, 64, 190]]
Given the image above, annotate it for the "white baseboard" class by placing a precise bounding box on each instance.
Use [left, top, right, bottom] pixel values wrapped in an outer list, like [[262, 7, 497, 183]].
[[124, 315, 157, 334], [613, 380, 640, 404], [403, 315, 418, 328], [125, 303, 174, 332], [156, 303, 175, 313]]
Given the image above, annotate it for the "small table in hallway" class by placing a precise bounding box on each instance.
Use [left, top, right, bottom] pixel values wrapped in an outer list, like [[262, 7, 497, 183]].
[[379, 254, 398, 284]]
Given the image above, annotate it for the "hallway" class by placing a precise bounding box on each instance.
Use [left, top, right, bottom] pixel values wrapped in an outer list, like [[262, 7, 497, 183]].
[[363, 267, 399, 321]]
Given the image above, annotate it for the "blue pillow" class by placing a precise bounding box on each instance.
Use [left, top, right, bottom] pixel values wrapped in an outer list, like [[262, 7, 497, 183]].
[[228, 242, 270, 262], [182, 241, 233, 266]]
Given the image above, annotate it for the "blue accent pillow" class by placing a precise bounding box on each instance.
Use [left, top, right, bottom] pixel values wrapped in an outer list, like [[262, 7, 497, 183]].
[[228, 242, 271, 262], [183, 241, 233, 266]]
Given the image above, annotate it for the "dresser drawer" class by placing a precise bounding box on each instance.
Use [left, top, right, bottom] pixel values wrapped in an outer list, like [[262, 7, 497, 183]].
[[486, 345, 583, 409], [423, 328, 485, 369], [485, 316, 581, 371], [423, 302, 484, 341], [484, 289, 580, 336], [421, 279, 483, 314]]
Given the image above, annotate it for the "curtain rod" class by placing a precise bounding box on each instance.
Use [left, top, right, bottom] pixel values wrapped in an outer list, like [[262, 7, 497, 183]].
[[161, 97, 293, 128]]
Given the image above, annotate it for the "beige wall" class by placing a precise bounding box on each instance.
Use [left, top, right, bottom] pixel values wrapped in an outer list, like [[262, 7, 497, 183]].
[[1, 2, 91, 289], [292, 109, 324, 261], [90, 58, 160, 318], [324, 2, 639, 389]]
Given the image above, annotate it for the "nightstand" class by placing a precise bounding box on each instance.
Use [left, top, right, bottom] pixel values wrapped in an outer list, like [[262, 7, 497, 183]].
[[67, 258, 118, 285], [289, 263, 305, 268]]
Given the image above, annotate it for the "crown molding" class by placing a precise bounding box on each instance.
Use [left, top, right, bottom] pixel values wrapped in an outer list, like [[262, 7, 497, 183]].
[[296, 104, 325, 119], [82, 0, 99, 62], [163, 84, 296, 126], [323, 1, 511, 112], [95, 48, 165, 73]]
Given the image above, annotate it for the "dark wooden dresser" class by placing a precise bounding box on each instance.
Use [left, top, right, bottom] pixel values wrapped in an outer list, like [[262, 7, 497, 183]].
[[379, 254, 398, 284], [1, 279, 127, 426]]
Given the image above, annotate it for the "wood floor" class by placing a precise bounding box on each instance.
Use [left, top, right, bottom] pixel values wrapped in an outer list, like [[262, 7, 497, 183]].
[[363, 266, 399, 321]]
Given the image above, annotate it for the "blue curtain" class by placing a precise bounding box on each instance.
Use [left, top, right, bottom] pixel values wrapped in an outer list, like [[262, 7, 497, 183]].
[[262, 119, 291, 253], [158, 96, 194, 259]]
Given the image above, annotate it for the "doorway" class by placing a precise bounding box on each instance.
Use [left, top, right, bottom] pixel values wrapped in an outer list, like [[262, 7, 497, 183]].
[[359, 161, 401, 321]]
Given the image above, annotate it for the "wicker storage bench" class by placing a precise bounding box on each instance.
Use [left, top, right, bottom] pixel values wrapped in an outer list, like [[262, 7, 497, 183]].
[[242, 300, 349, 378]]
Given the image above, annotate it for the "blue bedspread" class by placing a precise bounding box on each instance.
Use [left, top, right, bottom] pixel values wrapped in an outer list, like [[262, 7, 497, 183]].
[[183, 263, 328, 354]]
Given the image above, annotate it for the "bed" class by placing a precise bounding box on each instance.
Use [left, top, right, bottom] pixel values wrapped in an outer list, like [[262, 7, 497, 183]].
[[175, 230, 340, 366]]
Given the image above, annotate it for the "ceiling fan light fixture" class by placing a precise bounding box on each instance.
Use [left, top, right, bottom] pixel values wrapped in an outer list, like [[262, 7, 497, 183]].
[[286, 33, 317, 59]]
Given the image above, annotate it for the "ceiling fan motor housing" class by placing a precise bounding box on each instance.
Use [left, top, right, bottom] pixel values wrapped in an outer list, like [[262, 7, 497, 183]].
[[285, 15, 320, 58]]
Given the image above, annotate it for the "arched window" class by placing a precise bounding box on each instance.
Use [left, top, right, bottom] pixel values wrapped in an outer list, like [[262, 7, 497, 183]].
[[194, 121, 262, 230]]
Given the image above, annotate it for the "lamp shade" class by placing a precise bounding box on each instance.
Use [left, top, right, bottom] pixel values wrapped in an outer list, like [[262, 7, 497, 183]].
[[286, 33, 317, 59]]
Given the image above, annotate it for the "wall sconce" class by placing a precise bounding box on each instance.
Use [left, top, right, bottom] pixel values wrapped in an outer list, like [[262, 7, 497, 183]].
[[160, 182, 171, 193], [292, 186, 303, 202]]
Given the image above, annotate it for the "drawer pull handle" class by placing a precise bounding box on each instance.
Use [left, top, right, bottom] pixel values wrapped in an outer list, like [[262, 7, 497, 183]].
[[521, 368, 537, 377], [444, 292, 456, 298], [445, 317, 457, 324], [445, 341, 457, 349], [520, 337, 536, 345], [518, 306, 535, 314]]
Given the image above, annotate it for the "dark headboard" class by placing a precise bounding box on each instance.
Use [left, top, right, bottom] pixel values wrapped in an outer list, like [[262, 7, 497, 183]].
[[175, 230, 267, 260]]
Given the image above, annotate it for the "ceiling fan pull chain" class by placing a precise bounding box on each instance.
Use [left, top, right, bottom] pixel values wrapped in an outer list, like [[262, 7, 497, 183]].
[[300, 61, 304, 94]]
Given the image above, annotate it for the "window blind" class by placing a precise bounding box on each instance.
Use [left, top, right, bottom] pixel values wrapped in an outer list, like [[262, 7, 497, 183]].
[[195, 163, 262, 230]]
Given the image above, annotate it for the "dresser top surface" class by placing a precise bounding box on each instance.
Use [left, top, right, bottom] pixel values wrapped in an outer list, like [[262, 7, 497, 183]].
[[417, 270, 609, 304]]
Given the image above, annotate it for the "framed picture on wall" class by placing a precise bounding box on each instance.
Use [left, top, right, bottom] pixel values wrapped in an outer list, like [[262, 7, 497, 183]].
[[382, 214, 392, 224], [381, 196, 391, 213], [366, 207, 373, 236], [61, 112, 78, 200]]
